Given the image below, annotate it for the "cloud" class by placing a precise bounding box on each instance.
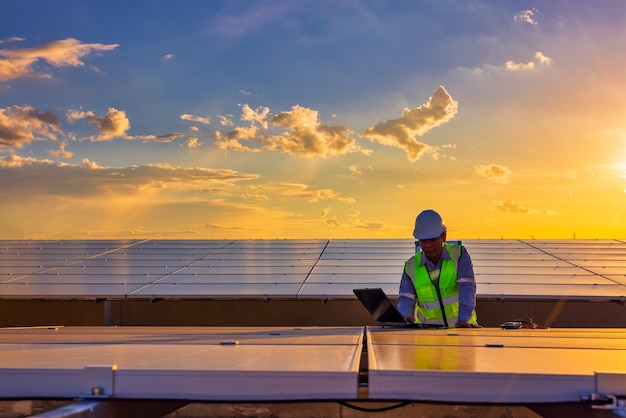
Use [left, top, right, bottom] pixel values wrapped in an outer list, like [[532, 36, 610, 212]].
[[505, 51, 552, 71], [67, 107, 130, 140], [363, 86, 458, 162], [0, 154, 51, 168], [514, 8, 539, 25], [267, 105, 358, 157], [129, 133, 186, 142], [457, 51, 553, 77], [49, 142, 73, 158], [475, 164, 512, 183], [180, 113, 210, 125], [0, 105, 62, 147], [493, 199, 560, 215], [348, 165, 362, 175], [0, 155, 260, 199], [218, 114, 234, 126], [216, 104, 361, 158], [347, 211, 388, 231], [1, 104, 186, 147], [204, 222, 248, 231], [241, 104, 269, 129], [0, 37, 25, 44], [215, 126, 262, 153], [494, 200, 530, 213], [163, 53, 175, 61], [326, 210, 390, 232], [2, 154, 363, 239], [0, 155, 340, 218], [187, 137, 201, 149], [534, 51, 552, 65], [241, 192, 269, 201], [505, 60, 534, 71], [247, 182, 354, 203], [0, 38, 118, 81], [326, 216, 341, 227], [66, 108, 181, 142]]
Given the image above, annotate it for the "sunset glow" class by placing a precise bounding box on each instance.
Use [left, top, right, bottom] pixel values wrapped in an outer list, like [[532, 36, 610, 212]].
[[1, 1, 626, 240]]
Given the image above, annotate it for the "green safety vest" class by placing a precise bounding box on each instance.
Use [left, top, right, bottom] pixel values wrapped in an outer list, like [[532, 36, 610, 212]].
[[404, 243, 478, 328]]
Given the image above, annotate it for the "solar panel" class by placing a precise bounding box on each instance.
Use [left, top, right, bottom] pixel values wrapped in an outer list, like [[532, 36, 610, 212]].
[[1, 325, 624, 405], [0, 239, 625, 301], [366, 327, 626, 403], [0, 326, 362, 400]]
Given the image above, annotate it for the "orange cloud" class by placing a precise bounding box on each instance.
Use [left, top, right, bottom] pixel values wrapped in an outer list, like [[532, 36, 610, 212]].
[[180, 113, 210, 125], [68, 108, 182, 142], [363, 86, 458, 161], [247, 182, 354, 203], [494, 200, 560, 216], [241, 104, 270, 129], [218, 114, 234, 126], [216, 104, 360, 158], [0, 38, 118, 81], [267, 105, 358, 157], [1, 104, 184, 147], [0, 105, 62, 147], [475, 164, 512, 183], [67, 107, 130, 140], [325, 210, 390, 232], [48, 142, 73, 158], [215, 126, 262, 152], [0, 155, 260, 198], [241, 192, 269, 201], [494, 200, 530, 213], [186, 137, 201, 149]]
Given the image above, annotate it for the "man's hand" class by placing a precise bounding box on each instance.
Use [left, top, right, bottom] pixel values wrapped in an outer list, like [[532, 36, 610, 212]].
[[402, 314, 415, 323], [456, 320, 482, 328]]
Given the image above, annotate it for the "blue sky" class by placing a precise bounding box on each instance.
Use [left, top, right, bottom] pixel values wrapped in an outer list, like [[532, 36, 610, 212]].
[[2, 1, 626, 239]]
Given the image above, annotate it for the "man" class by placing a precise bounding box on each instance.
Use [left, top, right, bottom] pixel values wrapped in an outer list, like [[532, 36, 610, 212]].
[[397, 209, 480, 328]]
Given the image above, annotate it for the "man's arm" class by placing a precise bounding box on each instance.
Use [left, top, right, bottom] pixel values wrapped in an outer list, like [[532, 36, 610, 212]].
[[456, 246, 476, 323], [397, 266, 417, 322]]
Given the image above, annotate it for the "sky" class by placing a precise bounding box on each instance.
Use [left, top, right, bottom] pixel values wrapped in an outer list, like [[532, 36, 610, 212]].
[[1, 1, 626, 240]]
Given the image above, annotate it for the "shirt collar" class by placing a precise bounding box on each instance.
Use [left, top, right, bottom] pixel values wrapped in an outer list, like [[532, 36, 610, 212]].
[[418, 246, 451, 266]]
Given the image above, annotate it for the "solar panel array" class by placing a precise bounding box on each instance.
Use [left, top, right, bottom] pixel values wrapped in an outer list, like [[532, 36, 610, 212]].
[[1, 325, 625, 404], [1, 240, 626, 408], [1, 239, 625, 301]]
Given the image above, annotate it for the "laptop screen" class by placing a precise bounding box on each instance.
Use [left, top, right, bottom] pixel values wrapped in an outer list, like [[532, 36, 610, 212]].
[[353, 288, 406, 325]]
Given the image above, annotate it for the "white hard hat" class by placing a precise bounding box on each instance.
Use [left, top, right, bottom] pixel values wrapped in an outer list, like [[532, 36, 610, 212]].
[[413, 210, 447, 239]]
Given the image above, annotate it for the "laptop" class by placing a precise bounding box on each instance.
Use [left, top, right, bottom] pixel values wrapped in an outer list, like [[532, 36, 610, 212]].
[[353, 287, 424, 328]]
